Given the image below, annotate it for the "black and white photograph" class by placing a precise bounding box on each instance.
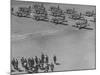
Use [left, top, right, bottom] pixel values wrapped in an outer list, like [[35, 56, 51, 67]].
[[11, 0, 96, 74]]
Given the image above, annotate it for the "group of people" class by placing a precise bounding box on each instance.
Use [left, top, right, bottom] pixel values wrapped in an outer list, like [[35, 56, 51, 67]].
[[11, 53, 60, 74]]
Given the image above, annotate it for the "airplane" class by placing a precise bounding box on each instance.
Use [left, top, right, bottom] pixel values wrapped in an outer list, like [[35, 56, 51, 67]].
[[64, 8, 76, 14], [33, 14, 49, 22], [72, 23, 93, 30], [50, 17, 68, 25], [85, 10, 96, 17], [72, 19, 93, 30], [69, 13, 84, 20]]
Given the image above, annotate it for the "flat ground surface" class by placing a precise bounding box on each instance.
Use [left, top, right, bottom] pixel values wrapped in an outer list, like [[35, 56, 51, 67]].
[[11, 0, 96, 73]]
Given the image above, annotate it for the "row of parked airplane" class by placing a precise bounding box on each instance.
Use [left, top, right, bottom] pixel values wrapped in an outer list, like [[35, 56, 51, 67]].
[[11, 3, 95, 30]]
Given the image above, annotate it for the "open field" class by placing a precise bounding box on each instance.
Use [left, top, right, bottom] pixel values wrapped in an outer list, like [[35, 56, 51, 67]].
[[11, 1, 96, 74]]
